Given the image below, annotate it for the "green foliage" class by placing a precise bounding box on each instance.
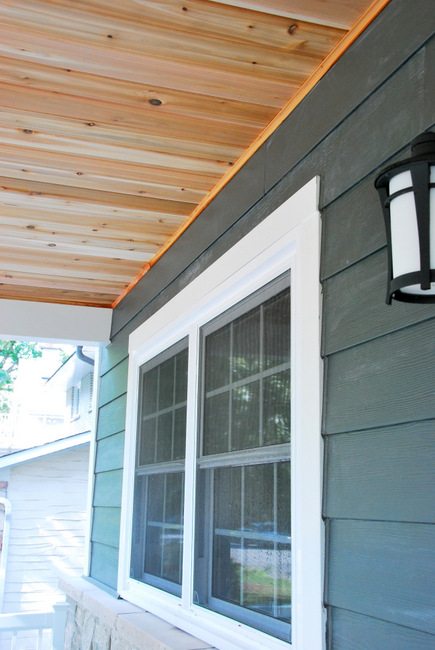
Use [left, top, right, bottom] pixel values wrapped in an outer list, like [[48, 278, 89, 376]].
[[0, 341, 42, 412]]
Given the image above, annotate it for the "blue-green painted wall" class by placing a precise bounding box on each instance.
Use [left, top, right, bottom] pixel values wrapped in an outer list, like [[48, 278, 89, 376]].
[[91, 2, 435, 645]]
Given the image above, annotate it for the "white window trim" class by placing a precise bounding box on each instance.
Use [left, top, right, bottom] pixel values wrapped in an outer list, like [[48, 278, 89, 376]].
[[119, 177, 324, 650]]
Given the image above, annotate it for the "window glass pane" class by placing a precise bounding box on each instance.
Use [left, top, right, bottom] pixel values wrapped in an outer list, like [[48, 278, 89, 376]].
[[202, 278, 290, 457], [142, 366, 158, 416], [139, 417, 156, 465], [212, 467, 242, 605], [147, 473, 164, 523], [138, 344, 188, 466], [212, 533, 242, 605], [264, 289, 290, 370], [244, 464, 274, 531], [156, 412, 173, 463], [165, 473, 184, 525], [232, 308, 260, 381], [203, 461, 291, 631], [175, 348, 188, 404], [196, 276, 291, 640], [144, 472, 184, 587], [214, 466, 241, 531], [242, 539, 274, 616], [205, 324, 231, 391], [132, 340, 187, 595], [231, 381, 260, 451], [203, 392, 229, 455], [263, 371, 290, 445], [159, 357, 175, 410], [277, 462, 291, 535], [173, 406, 187, 460]]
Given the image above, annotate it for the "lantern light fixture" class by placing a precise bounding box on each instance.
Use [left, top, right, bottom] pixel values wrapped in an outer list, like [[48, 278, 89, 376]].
[[375, 132, 435, 304]]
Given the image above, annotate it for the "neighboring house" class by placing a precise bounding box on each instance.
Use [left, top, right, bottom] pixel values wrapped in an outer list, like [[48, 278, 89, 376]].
[[0, 435, 90, 614], [0, 2, 434, 650], [0, 350, 95, 614]]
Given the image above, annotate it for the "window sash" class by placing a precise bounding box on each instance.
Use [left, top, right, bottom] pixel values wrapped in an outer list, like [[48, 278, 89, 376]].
[[131, 339, 188, 596], [119, 177, 323, 650], [193, 276, 291, 640]]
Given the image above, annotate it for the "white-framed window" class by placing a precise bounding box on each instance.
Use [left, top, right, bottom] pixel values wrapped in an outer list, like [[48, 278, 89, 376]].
[[119, 177, 324, 650]]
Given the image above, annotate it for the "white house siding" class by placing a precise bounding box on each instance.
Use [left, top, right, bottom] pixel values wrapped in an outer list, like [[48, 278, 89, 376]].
[[1, 445, 89, 613]]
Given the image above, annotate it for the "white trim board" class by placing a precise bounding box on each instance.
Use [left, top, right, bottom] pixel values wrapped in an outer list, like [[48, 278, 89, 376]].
[[0, 432, 90, 469], [0, 299, 112, 344], [119, 177, 324, 650]]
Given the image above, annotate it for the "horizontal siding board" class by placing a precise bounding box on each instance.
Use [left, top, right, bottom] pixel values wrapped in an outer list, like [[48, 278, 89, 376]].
[[324, 421, 435, 522], [323, 250, 435, 355], [425, 37, 435, 118], [100, 337, 128, 376], [90, 542, 119, 589], [330, 607, 435, 650], [324, 319, 435, 434], [327, 520, 435, 634], [319, 47, 428, 207], [95, 432, 125, 473], [91, 507, 121, 549], [321, 175, 385, 281], [93, 469, 122, 508], [265, 0, 435, 191], [97, 394, 127, 440], [111, 147, 266, 337], [98, 358, 128, 407]]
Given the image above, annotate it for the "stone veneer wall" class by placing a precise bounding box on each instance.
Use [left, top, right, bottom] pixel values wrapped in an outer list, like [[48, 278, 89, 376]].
[[60, 577, 216, 650]]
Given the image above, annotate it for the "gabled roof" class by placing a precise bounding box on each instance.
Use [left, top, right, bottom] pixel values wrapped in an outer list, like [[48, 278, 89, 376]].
[[0, 431, 90, 468]]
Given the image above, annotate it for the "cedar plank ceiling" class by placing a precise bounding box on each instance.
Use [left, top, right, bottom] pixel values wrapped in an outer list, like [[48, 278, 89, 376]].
[[0, 0, 388, 308]]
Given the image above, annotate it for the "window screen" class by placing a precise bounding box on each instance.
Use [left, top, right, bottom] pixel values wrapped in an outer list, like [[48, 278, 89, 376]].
[[131, 339, 188, 595], [195, 274, 291, 641]]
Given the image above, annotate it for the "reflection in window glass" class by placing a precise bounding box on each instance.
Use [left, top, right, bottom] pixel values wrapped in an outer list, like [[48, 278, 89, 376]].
[[211, 463, 291, 622]]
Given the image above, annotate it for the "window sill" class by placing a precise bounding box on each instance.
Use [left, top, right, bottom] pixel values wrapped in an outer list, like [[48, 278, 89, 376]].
[[59, 576, 215, 650]]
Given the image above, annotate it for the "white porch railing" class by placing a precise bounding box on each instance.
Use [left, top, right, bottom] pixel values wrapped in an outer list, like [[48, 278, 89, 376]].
[[0, 603, 68, 650]]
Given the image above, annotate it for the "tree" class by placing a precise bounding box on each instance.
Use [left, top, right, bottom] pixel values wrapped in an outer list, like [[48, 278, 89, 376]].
[[0, 341, 42, 412]]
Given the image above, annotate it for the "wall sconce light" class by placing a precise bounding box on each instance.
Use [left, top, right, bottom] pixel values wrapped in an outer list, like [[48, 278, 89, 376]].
[[375, 132, 435, 304]]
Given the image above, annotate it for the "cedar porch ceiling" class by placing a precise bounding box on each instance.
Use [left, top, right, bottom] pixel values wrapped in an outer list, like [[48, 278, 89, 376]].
[[0, 0, 386, 308]]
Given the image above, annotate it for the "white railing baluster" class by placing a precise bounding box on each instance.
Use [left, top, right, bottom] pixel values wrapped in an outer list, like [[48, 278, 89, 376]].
[[0, 604, 68, 649]]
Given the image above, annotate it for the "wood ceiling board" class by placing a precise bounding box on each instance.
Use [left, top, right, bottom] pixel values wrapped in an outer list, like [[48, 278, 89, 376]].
[[0, 207, 186, 242], [209, 0, 372, 29], [0, 269, 126, 295], [0, 85, 262, 148], [20, 0, 341, 51], [0, 149, 208, 204], [0, 25, 296, 106], [0, 234, 155, 262], [0, 126, 230, 175], [0, 59, 276, 129], [0, 178, 193, 218], [0, 2, 344, 73], [0, 283, 117, 307], [138, 0, 391, 286], [0, 0, 388, 308], [0, 247, 143, 281], [0, 112, 244, 167], [0, 142, 219, 192]]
